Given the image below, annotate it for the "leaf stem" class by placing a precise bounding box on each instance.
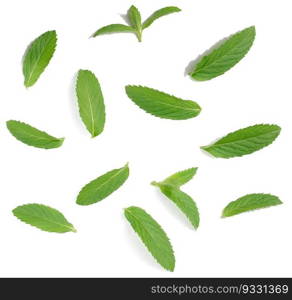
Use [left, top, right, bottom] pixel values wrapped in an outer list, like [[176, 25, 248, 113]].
[[136, 30, 142, 42]]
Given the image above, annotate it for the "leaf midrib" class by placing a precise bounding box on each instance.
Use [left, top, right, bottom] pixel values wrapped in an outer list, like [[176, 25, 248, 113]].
[[127, 210, 166, 251], [84, 83, 96, 136], [20, 212, 74, 232], [154, 98, 199, 112], [88, 166, 127, 194]]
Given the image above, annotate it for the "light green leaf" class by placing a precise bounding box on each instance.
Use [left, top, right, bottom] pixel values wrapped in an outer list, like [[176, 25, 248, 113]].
[[13, 204, 76, 233], [92, 24, 134, 37], [161, 186, 200, 229], [76, 70, 105, 138], [6, 120, 64, 149], [201, 124, 281, 158], [190, 26, 256, 81], [222, 194, 282, 217], [153, 167, 198, 188], [142, 6, 181, 29], [152, 168, 200, 229], [77, 163, 129, 205], [125, 85, 201, 120], [23, 30, 57, 87], [124, 206, 175, 271], [127, 5, 142, 41]]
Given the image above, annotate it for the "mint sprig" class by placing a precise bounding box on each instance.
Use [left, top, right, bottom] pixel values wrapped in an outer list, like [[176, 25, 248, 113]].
[[92, 5, 181, 42]]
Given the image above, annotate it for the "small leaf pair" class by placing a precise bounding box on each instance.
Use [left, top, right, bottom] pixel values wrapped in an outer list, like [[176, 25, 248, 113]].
[[124, 168, 199, 272], [152, 167, 200, 229], [92, 5, 181, 42]]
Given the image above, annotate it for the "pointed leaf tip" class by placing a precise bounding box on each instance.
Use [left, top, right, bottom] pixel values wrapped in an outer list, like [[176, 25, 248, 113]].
[[76, 164, 129, 205], [76, 69, 106, 138], [13, 203, 76, 233]]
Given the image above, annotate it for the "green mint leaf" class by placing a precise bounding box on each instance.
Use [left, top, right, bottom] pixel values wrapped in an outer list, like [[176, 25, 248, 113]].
[[153, 167, 198, 188], [13, 204, 76, 233], [152, 168, 200, 229], [125, 85, 201, 120], [92, 24, 134, 37], [159, 186, 200, 229], [77, 163, 129, 205], [142, 6, 181, 29], [23, 30, 57, 87], [190, 26, 256, 81], [6, 120, 64, 149], [124, 206, 175, 271], [127, 5, 142, 41], [222, 194, 282, 217], [76, 70, 106, 138], [201, 124, 281, 158]]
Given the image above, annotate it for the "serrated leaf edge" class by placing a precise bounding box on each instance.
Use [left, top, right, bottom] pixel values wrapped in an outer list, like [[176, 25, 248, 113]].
[[76, 163, 129, 205], [201, 124, 281, 158], [221, 193, 283, 218], [124, 206, 175, 271], [12, 203, 77, 233], [125, 85, 201, 119], [24, 30, 57, 88], [6, 120, 65, 149]]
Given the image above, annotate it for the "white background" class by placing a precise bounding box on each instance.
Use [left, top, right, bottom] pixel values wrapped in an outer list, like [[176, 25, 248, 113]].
[[0, 0, 291, 277]]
